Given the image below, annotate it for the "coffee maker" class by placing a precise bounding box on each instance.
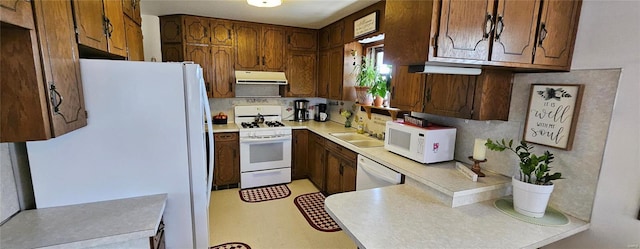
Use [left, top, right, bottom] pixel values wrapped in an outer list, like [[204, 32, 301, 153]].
[[314, 103, 328, 122], [293, 100, 309, 121]]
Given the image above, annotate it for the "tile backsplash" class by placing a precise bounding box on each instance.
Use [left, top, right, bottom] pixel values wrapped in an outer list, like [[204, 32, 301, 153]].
[[208, 97, 326, 122]]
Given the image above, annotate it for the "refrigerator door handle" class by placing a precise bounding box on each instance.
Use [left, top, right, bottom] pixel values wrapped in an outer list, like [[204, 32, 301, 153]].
[[202, 80, 214, 204]]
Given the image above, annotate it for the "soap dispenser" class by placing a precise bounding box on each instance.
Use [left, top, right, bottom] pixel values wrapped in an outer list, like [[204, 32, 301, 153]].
[[356, 117, 365, 134]]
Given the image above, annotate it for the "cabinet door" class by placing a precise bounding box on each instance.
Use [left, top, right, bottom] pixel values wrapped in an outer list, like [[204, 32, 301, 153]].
[[161, 43, 184, 62], [308, 134, 326, 191], [103, 0, 127, 57], [328, 47, 343, 100], [0, 0, 34, 29], [210, 20, 234, 46], [33, 0, 88, 137], [73, 0, 108, 52], [211, 46, 235, 98], [291, 130, 309, 180], [286, 51, 316, 97], [122, 0, 140, 25], [214, 133, 240, 186], [160, 16, 182, 43], [317, 50, 329, 98], [325, 152, 342, 195], [328, 21, 344, 48], [125, 16, 144, 61], [341, 159, 357, 193], [235, 23, 261, 70], [319, 27, 330, 50], [389, 66, 426, 112], [262, 26, 286, 71], [185, 45, 212, 96], [184, 16, 210, 44], [287, 28, 317, 51], [424, 74, 476, 119], [490, 0, 540, 64], [533, 0, 581, 67], [436, 0, 494, 61]]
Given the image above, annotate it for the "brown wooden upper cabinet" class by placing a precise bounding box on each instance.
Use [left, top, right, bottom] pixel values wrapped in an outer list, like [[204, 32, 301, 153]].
[[287, 28, 317, 51], [211, 20, 234, 46], [285, 51, 317, 97], [389, 66, 426, 112], [124, 16, 144, 61], [1, 0, 87, 142], [122, 0, 141, 25], [184, 16, 210, 44], [423, 70, 513, 121], [72, 0, 128, 57], [235, 23, 285, 71], [319, 20, 344, 50], [384, 0, 581, 71]]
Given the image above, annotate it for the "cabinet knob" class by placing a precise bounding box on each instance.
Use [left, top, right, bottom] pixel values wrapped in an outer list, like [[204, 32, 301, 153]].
[[538, 23, 547, 46], [49, 84, 63, 113], [483, 13, 494, 40], [495, 15, 504, 41]]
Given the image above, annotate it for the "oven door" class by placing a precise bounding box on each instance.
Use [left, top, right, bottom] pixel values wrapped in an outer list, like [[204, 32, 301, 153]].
[[240, 135, 292, 172]]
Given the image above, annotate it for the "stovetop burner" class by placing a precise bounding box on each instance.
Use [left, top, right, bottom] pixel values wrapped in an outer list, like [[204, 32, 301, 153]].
[[241, 122, 260, 128], [265, 121, 285, 127]]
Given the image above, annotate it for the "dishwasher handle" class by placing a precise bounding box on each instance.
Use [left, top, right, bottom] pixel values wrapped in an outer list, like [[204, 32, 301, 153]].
[[358, 158, 401, 184]]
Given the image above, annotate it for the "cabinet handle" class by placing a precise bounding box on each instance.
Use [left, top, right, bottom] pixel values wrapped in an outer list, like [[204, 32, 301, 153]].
[[262, 56, 265, 65], [49, 84, 63, 113], [483, 13, 494, 39], [103, 16, 114, 38], [229, 82, 233, 92], [131, 0, 137, 9], [227, 30, 231, 39], [204, 28, 208, 38], [391, 86, 395, 99], [287, 35, 291, 44], [339, 163, 343, 175], [495, 15, 504, 41], [538, 22, 547, 46], [256, 56, 260, 65], [426, 87, 432, 103]]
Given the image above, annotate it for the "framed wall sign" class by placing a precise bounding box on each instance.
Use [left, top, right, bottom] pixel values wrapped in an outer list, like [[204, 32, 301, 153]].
[[354, 11, 379, 39], [523, 84, 585, 150]]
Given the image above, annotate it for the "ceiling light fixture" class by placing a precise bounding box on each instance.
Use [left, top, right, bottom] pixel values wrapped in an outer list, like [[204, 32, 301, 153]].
[[247, 0, 282, 7]]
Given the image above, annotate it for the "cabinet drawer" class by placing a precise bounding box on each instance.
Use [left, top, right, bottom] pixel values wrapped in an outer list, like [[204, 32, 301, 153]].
[[214, 132, 237, 142], [325, 140, 356, 161]]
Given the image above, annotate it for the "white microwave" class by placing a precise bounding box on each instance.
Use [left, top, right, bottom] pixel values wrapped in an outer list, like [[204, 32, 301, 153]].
[[384, 121, 456, 164]]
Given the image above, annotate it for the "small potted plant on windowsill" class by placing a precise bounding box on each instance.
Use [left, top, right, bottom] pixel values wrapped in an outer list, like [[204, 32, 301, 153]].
[[369, 74, 388, 107], [485, 139, 563, 218], [353, 57, 379, 106]]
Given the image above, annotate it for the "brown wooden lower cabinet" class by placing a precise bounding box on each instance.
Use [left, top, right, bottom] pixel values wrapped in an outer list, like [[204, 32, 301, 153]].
[[149, 217, 165, 249], [292, 130, 309, 180], [307, 132, 326, 191], [213, 132, 240, 187], [325, 140, 357, 195], [307, 132, 356, 195]]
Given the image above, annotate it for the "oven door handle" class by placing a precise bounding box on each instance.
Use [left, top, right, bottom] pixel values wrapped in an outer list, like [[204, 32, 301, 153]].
[[240, 135, 292, 144]]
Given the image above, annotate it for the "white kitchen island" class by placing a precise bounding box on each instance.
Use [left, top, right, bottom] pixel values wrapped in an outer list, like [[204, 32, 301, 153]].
[[325, 185, 589, 249]]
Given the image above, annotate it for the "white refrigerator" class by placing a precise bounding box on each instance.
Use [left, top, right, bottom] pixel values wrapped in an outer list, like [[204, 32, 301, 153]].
[[26, 59, 214, 249]]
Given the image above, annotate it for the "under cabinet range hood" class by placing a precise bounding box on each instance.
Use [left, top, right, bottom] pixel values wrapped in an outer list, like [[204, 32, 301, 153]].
[[235, 70, 288, 85], [408, 64, 482, 75]]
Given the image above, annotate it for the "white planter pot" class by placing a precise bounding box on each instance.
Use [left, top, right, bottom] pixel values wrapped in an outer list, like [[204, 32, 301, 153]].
[[512, 177, 554, 218]]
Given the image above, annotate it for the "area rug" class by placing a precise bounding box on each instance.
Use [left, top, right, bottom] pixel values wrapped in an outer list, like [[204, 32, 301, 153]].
[[494, 198, 570, 226], [239, 184, 291, 203], [294, 192, 342, 232], [210, 242, 251, 249]]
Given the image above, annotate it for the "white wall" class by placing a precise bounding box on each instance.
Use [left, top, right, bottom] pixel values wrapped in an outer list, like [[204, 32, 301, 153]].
[[141, 15, 162, 62], [546, 0, 640, 248]]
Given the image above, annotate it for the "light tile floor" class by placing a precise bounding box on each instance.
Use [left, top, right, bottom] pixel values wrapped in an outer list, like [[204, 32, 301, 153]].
[[209, 179, 357, 249]]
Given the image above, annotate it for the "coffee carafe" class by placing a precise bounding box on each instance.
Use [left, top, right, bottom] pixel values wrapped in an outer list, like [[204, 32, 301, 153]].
[[293, 100, 309, 121], [314, 103, 328, 122]]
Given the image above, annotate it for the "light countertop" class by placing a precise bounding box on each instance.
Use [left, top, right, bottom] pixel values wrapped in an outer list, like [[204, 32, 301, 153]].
[[207, 123, 239, 133], [0, 194, 167, 249], [325, 184, 589, 249]]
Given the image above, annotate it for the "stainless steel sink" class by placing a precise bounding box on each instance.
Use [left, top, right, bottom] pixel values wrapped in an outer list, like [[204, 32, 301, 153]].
[[329, 132, 384, 148]]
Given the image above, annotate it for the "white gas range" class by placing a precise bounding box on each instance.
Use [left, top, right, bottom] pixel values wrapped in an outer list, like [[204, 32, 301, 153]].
[[234, 106, 292, 189]]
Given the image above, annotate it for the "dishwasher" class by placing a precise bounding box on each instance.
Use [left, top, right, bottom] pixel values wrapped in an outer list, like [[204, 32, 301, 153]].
[[356, 155, 403, 191]]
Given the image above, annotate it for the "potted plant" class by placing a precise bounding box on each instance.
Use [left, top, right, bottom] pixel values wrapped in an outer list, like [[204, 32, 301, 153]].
[[353, 57, 379, 105], [369, 74, 388, 107], [485, 139, 562, 218]]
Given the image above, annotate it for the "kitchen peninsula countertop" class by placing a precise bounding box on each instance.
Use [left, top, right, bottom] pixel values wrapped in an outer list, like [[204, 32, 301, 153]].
[[0, 194, 167, 249], [325, 184, 589, 249]]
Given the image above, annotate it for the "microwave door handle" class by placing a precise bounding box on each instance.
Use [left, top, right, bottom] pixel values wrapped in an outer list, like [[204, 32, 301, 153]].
[[240, 135, 292, 144], [202, 78, 214, 204], [359, 160, 399, 184]]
